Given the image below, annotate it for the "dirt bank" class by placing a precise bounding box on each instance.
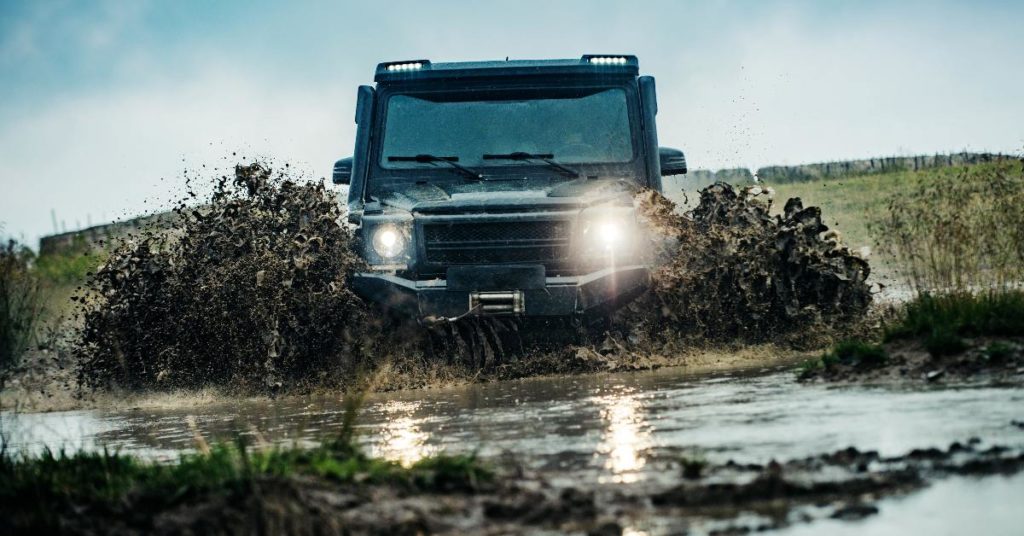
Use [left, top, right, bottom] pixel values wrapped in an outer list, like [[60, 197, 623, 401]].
[[800, 337, 1024, 385]]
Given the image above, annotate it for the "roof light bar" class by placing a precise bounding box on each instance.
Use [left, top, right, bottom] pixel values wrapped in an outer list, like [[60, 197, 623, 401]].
[[588, 56, 629, 65], [385, 62, 424, 71]]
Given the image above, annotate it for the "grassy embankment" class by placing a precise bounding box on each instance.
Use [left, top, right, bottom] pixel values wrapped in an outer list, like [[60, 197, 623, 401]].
[[793, 159, 1024, 377], [768, 164, 987, 282]]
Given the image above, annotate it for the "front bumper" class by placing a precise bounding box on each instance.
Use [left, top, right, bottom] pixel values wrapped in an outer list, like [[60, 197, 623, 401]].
[[352, 265, 650, 319]]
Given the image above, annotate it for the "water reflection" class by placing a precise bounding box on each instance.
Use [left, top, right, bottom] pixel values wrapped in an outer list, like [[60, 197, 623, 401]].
[[369, 400, 435, 466], [594, 391, 651, 483]]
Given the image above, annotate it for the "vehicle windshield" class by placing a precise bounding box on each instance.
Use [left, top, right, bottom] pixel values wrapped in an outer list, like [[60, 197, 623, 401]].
[[379, 87, 634, 170]]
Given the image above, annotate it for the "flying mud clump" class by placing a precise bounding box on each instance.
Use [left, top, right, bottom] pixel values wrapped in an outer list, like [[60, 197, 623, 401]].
[[620, 184, 872, 346], [77, 163, 372, 391]]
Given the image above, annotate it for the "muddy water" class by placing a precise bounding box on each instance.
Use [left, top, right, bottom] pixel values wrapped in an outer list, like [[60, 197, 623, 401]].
[[4, 365, 1024, 533], [4, 365, 1023, 477], [779, 472, 1024, 536]]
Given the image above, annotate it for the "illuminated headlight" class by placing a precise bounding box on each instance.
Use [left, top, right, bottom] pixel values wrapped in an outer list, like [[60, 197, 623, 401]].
[[372, 225, 407, 258], [582, 211, 636, 257], [594, 221, 624, 250]]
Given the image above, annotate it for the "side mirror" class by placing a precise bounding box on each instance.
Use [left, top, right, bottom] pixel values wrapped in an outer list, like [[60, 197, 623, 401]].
[[332, 157, 353, 185], [659, 147, 687, 176]]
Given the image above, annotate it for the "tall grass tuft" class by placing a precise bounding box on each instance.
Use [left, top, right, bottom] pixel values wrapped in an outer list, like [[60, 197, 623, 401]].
[[872, 159, 1024, 293], [870, 159, 1024, 356], [0, 239, 44, 377]]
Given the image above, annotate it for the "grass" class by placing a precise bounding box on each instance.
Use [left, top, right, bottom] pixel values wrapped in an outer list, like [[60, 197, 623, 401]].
[[34, 249, 106, 287], [0, 240, 44, 377], [1, 387, 491, 528], [770, 168, 918, 256], [885, 290, 1024, 357], [800, 339, 887, 376], [768, 160, 1022, 283], [0, 439, 493, 527], [805, 159, 1024, 363], [982, 341, 1017, 362]]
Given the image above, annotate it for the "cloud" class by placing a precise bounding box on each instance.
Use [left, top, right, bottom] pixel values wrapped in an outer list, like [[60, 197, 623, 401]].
[[0, 61, 354, 244], [2, 0, 1022, 244]]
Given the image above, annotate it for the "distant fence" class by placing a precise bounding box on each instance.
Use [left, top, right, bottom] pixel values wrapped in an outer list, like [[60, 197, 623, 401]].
[[754, 152, 1015, 184]]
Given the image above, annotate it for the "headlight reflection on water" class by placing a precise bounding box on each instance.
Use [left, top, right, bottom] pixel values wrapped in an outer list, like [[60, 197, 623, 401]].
[[371, 400, 435, 467], [594, 392, 652, 484]]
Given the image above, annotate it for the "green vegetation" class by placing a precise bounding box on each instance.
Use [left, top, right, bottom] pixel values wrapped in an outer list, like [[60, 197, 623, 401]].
[[982, 341, 1017, 362], [0, 439, 492, 527], [871, 160, 1024, 293], [34, 248, 106, 286], [809, 159, 1024, 363], [826, 339, 888, 368], [770, 168, 917, 254], [1, 234, 107, 379], [769, 160, 1022, 280], [0, 240, 44, 376], [1, 387, 490, 529], [885, 291, 1024, 357], [798, 339, 887, 377]]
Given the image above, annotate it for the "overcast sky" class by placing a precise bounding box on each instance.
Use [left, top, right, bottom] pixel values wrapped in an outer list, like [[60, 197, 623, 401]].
[[2, 0, 1022, 245]]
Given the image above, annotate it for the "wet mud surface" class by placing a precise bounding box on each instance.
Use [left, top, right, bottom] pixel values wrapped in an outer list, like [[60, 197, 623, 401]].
[[6, 441, 1020, 535]]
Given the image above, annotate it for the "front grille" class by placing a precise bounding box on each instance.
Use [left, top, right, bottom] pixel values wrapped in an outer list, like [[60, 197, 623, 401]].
[[423, 220, 572, 266]]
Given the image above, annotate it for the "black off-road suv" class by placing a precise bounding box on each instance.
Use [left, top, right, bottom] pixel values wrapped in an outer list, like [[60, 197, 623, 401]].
[[333, 55, 686, 322]]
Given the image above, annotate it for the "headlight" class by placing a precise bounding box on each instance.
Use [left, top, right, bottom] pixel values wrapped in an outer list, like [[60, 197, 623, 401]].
[[585, 217, 630, 253], [580, 208, 636, 259], [372, 225, 406, 258], [594, 221, 624, 250]]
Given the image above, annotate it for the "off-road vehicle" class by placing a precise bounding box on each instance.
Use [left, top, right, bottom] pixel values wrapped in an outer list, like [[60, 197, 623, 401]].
[[333, 55, 686, 322]]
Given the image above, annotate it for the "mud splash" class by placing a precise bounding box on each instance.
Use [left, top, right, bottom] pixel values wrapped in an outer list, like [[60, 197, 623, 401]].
[[77, 163, 375, 391], [612, 184, 871, 349], [73, 163, 871, 393]]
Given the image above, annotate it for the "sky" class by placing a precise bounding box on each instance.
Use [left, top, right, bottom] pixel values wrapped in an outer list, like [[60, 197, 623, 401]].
[[1, 0, 1022, 245]]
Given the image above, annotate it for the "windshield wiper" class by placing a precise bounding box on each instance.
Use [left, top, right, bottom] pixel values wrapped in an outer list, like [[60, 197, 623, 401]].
[[387, 154, 482, 181], [482, 152, 580, 178]]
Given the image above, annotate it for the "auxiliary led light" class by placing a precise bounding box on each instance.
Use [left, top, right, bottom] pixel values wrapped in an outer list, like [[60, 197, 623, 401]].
[[588, 56, 628, 65], [386, 62, 424, 71]]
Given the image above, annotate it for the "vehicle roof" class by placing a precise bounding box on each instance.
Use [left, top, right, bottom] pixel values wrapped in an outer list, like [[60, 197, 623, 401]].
[[374, 55, 639, 83]]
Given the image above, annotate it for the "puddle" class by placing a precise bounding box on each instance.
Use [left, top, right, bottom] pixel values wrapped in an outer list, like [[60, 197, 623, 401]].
[[5, 366, 1022, 483], [4, 364, 1023, 532], [778, 472, 1024, 536]]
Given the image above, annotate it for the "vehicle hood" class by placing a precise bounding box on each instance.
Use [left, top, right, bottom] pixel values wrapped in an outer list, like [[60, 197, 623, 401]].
[[375, 178, 638, 214]]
